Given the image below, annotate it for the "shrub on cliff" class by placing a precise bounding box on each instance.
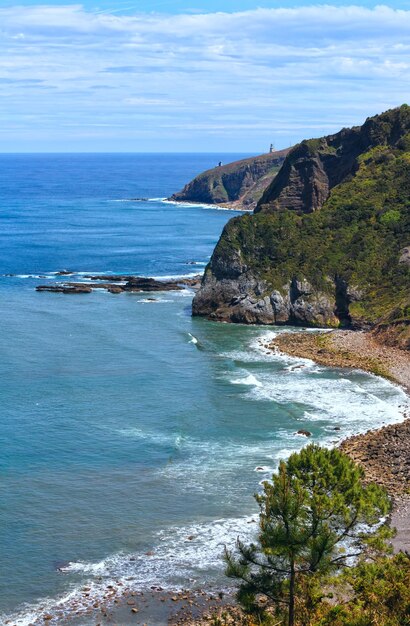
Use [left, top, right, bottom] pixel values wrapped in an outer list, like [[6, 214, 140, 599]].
[[302, 552, 410, 626], [224, 444, 391, 626]]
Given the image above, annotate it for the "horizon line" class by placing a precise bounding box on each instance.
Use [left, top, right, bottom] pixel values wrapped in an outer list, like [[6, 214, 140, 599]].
[[0, 150, 269, 155]]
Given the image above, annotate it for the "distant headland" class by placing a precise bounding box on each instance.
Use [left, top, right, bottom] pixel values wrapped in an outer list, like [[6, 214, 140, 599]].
[[169, 148, 290, 210]]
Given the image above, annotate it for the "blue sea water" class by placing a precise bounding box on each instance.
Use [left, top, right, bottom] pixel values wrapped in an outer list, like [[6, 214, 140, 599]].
[[0, 154, 408, 625]]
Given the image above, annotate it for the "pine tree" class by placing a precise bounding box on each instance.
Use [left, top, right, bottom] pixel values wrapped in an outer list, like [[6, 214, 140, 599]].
[[225, 444, 391, 626]]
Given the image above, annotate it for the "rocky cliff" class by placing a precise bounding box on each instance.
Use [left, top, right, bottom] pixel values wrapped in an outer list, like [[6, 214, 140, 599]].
[[169, 149, 289, 210], [193, 106, 410, 348]]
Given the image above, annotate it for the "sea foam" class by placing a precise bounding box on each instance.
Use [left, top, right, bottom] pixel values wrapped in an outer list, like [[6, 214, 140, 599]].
[[5, 327, 408, 626], [224, 329, 408, 441], [4, 515, 256, 626]]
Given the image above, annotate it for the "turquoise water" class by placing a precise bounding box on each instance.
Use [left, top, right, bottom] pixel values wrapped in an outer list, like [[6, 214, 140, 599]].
[[0, 155, 408, 625]]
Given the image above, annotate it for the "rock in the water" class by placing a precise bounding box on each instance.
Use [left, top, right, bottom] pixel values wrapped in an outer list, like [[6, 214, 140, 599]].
[[35, 275, 203, 295], [36, 284, 92, 294], [84, 274, 134, 281], [296, 430, 312, 437], [123, 277, 182, 292]]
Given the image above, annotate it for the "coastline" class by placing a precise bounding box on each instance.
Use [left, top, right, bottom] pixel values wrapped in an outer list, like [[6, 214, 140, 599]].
[[265, 329, 410, 393], [162, 198, 253, 212], [267, 328, 410, 553], [340, 420, 410, 554], [178, 328, 410, 624], [7, 327, 409, 626]]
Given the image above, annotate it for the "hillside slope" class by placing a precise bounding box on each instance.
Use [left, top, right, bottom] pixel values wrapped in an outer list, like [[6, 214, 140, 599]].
[[169, 149, 289, 209], [193, 106, 410, 349]]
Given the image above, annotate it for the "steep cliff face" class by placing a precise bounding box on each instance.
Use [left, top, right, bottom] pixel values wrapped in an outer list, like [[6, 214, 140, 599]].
[[193, 106, 410, 348], [169, 149, 289, 209], [257, 109, 410, 214]]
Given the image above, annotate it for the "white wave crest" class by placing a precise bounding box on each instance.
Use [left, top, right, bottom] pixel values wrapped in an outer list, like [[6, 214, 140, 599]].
[[222, 328, 408, 442], [230, 373, 263, 387], [160, 199, 250, 212], [151, 272, 201, 280], [3, 515, 256, 626]]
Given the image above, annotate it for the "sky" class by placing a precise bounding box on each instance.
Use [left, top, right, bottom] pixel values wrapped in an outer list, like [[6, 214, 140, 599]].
[[1, 1, 409, 152]]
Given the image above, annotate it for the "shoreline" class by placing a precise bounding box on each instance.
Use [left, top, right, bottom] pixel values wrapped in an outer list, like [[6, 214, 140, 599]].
[[7, 328, 410, 626], [265, 329, 410, 393], [267, 328, 410, 552], [163, 198, 253, 212]]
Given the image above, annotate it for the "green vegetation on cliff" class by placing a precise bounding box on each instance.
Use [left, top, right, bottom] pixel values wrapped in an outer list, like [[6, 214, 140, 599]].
[[225, 444, 390, 626], [219, 139, 409, 314], [194, 106, 410, 347]]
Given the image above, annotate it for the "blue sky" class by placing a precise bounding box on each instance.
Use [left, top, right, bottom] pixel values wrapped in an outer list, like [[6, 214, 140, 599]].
[[1, 2, 409, 151], [8, 1, 410, 11]]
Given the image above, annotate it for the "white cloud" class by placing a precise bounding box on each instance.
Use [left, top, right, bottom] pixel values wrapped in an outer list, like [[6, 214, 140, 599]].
[[0, 4, 409, 151]]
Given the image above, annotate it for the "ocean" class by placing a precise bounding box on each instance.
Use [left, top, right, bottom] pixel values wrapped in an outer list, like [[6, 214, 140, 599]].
[[0, 153, 408, 625]]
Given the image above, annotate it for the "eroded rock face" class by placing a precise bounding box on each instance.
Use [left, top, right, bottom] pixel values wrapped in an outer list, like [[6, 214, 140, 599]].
[[257, 141, 340, 214], [193, 272, 340, 327], [257, 109, 409, 214], [399, 246, 410, 266], [169, 149, 290, 209], [192, 273, 276, 324]]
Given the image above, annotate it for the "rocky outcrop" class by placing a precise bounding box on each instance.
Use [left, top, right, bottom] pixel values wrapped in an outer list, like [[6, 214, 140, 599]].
[[192, 271, 340, 327], [193, 106, 410, 341], [36, 275, 202, 294], [36, 284, 93, 294], [372, 321, 410, 351], [399, 246, 410, 266], [169, 149, 290, 210]]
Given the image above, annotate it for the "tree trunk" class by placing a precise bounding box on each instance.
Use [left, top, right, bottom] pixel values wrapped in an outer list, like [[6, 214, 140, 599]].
[[288, 562, 295, 626]]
